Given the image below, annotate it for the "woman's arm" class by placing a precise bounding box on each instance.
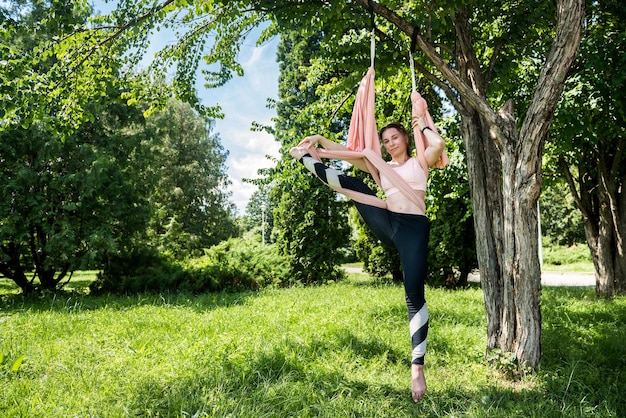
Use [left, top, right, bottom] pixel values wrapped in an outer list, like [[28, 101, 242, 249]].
[[303, 135, 371, 172], [412, 118, 446, 167], [411, 93, 446, 167]]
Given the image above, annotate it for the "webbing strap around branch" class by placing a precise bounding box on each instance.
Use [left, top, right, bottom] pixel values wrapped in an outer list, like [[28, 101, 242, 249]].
[[368, 0, 375, 68], [409, 49, 416, 93], [409, 28, 418, 92]]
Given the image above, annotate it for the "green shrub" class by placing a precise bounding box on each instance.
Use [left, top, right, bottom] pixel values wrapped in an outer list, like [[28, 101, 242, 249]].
[[89, 247, 186, 294], [179, 238, 292, 291], [89, 239, 292, 294]]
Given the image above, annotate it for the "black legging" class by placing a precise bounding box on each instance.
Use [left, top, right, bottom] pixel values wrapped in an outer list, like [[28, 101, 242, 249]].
[[299, 154, 429, 365]]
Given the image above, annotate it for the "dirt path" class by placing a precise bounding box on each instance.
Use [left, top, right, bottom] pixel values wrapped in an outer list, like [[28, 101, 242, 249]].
[[468, 271, 594, 286], [344, 266, 595, 287]]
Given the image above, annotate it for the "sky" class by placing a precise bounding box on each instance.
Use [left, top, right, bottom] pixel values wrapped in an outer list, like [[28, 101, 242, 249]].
[[92, 1, 281, 215]]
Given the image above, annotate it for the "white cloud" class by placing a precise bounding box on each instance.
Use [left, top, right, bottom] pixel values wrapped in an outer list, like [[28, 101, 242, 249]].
[[228, 177, 259, 216], [224, 129, 280, 215], [208, 34, 280, 215], [230, 149, 278, 179]]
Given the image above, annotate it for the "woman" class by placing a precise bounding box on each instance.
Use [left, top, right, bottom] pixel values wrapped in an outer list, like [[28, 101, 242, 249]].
[[289, 94, 446, 402]]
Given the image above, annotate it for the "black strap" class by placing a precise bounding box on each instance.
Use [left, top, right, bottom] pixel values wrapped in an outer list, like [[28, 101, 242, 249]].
[[410, 26, 418, 53], [368, 0, 375, 31]]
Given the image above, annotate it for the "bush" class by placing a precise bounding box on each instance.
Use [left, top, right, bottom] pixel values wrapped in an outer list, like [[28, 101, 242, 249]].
[[89, 247, 186, 294], [179, 238, 292, 291], [89, 239, 292, 294]]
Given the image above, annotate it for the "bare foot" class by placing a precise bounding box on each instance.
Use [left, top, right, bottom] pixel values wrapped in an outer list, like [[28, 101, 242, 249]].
[[289, 146, 308, 160], [411, 364, 427, 402]]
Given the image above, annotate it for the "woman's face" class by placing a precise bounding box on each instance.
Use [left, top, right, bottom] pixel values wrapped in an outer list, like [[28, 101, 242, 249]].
[[381, 127, 409, 160]]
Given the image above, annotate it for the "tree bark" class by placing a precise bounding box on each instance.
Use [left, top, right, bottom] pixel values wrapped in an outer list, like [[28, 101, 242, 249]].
[[601, 140, 626, 295], [460, 112, 506, 351], [616, 171, 626, 293], [561, 142, 626, 298], [596, 151, 617, 297], [0, 243, 35, 295]]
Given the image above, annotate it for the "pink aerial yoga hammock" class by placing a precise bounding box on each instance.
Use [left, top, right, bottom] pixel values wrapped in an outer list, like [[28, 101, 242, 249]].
[[296, 66, 449, 209]]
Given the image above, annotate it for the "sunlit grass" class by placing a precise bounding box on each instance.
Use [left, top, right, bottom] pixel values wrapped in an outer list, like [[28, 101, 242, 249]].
[[541, 242, 594, 272], [541, 260, 594, 273], [1, 272, 623, 417]]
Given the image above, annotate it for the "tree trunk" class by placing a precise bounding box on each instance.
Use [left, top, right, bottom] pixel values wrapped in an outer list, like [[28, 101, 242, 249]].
[[0, 243, 35, 295], [617, 172, 626, 294], [600, 143, 626, 296], [462, 103, 543, 368], [595, 176, 616, 297], [455, 0, 583, 368], [616, 184, 626, 293], [563, 146, 625, 298], [460, 112, 506, 352], [502, 104, 543, 368]]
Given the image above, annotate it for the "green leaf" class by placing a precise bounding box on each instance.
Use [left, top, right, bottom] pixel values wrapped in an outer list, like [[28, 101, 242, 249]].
[[11, 355, 25, 372]]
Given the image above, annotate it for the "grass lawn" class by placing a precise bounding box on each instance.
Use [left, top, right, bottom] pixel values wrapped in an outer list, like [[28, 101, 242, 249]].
[[540, 243, 595, 273], [1, 272, 624, 417]]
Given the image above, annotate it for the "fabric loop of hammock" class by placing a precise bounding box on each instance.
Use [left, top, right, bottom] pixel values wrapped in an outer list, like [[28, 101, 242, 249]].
[[298, 30, 448, 208]]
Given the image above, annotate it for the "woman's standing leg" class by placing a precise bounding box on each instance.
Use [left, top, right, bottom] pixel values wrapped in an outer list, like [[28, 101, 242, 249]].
[[391, 213, 430, 402]]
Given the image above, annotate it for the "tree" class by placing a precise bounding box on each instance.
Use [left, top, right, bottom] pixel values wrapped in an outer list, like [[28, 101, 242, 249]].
[[268, 30, 352, 284], [0, 0, 160, 294], [1, 1, 242, 294], [355, 0, 584, 370], [548, 0, 626, 296], [41, 0, 584, 369], [243, 186, 273, 243], [0, 0, 156, 137], [0, 92, 158, 294], [273, 0, 583, 368], [145, 98, 239, 257]]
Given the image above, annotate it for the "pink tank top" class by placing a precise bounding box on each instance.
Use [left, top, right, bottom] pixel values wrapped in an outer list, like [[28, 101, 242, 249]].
[[380, 157, 427, 197]]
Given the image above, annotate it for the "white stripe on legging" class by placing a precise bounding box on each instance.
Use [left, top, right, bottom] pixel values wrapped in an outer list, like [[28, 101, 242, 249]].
[[410, 302, 428, 360], [302, 156, 342, 188]]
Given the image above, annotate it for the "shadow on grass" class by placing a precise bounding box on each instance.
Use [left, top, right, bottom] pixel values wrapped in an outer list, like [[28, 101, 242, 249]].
[[0, 286, 258, 314], [540, 287, 626, 414], [125, 329, 416, 416], [121, 328, 562, 417]]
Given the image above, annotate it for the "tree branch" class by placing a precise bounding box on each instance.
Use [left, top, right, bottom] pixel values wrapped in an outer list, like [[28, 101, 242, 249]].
[[68, 0, 176, 72], [560, 157, 593, 228], [520, 0, 585, 146], [353, 0, 497, 125], [485, 37, 507, 87], [452, 7, 486, 97]]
